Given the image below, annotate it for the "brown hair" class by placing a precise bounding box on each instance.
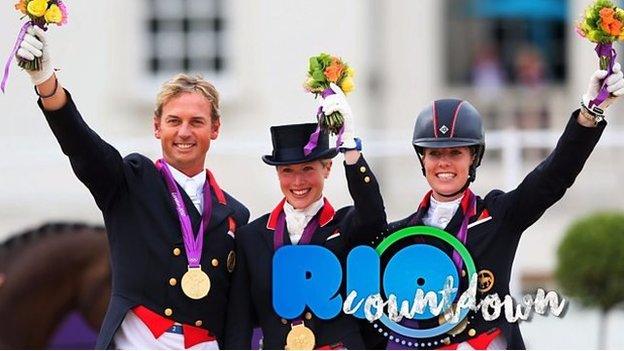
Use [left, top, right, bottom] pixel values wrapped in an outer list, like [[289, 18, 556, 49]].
[[154, 73, 220, 121]]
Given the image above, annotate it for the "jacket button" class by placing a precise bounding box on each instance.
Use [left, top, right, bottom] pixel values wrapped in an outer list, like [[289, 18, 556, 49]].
[[195, 320, 203, 327], [468, 328, 476, 337], [173, 248, 181, 256], [281, 318, 288, 325], [304, 312, 312, 320], [164, 308, 173, 316], [364, 176, 371, 183], [461, 270, 466, 277], [359, 166, 367, 173], [169, 278, 177, 286], [211, 258, 219, 267]]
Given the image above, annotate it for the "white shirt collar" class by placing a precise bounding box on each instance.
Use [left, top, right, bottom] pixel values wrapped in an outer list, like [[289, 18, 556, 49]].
[[283, 197, 325, 244], [168, 166, 206, 212], [423, 194, 463, 229]]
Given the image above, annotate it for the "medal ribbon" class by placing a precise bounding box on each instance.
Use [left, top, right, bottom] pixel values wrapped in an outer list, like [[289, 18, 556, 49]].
[[410, 189, 476, 271], [157, 159, 212, 268], [273, 210, 320, 250], [452, 190, 476, 271]]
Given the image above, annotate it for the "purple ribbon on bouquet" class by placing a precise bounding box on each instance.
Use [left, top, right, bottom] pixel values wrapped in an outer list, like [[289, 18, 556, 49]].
[[1, 21, 32, 93], [303, 87, 345, 155], [590, 42, 617, 108]]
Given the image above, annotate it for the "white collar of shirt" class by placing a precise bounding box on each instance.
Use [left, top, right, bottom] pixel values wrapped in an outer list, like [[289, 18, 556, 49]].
[[168, 166, 206, 213], [423, 194, 463, 229], [283, 197, 325, 245]]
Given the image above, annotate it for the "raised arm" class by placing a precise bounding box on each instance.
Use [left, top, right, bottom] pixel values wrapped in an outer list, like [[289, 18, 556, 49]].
[[17, 25, 125, 210], [497, 64, 624, 232], [319, 84, 387, 246]]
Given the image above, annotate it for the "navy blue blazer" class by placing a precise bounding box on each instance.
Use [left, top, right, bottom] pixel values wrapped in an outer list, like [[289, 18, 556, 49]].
[[224, 155, 386, 350], [362, 112, 605, 350], [39, 91, 250, 349]]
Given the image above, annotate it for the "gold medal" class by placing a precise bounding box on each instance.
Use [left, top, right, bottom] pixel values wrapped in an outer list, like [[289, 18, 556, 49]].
[[285, 323, 315, 350], [181, 266, 211, 299], [227, 250, 236, 273]]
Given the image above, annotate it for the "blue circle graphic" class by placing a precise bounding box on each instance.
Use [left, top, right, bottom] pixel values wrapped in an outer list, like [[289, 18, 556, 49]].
[[383, 244, 459, 320]]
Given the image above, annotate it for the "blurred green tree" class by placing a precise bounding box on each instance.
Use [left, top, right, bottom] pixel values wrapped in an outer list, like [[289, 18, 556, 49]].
[[556, 212, 624, 349]]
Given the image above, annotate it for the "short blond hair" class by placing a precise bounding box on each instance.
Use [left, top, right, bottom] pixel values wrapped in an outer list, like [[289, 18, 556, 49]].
[[154, 73, 221, 121]]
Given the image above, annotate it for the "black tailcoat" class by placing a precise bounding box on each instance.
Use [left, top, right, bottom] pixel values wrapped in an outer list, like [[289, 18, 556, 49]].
[[363, 112, 605, 350], [39, 91, 250, 349], [224, 155, 386, 349]]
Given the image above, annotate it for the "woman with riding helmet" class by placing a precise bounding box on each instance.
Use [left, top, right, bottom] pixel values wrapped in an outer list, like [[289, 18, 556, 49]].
[[372, 64, 624, 349], [224, 84, 386, 349]]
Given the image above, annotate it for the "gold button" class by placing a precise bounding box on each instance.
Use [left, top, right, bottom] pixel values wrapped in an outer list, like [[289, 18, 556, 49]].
[[211, 258, 219, 267], [195, 320, 203, 327], [468, 328, 476, 337], [359, 166, 367, 173], [305, 312, 312, 320], [164, 308, 173, 317], [169, 278, 177, 286], [281, 318, 288, 325], [364, 176, 371, 183], [173, 248, 181, 256]]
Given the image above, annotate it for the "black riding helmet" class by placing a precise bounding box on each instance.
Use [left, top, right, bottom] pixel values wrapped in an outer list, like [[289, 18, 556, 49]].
[[412, 99, 485, 196]]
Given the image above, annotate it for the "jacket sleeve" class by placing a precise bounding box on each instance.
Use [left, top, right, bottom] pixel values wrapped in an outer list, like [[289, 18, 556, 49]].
[[223, 229, 255, 349], [39, 90, 125, 211], [495, 111, 606, 233], [343, 153, 388, 247]]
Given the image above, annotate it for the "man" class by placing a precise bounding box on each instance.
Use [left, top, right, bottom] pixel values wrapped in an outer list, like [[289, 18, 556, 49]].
[[17, 26, 249, 349]]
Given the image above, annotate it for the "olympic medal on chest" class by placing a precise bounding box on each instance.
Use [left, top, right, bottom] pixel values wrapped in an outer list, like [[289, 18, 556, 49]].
[[181, 266, 211, 299], [285, 323, 315, 350]]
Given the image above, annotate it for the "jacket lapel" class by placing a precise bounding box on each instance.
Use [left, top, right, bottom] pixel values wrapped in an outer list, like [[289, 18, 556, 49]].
[[206, 197, 235, 233]]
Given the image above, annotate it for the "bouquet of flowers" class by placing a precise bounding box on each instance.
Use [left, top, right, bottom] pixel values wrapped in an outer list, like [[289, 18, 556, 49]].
[[15, 0, 68, 70], [1, 0, 68, 92], [304, 53, 355, 135], [576, 0, 624, 106]]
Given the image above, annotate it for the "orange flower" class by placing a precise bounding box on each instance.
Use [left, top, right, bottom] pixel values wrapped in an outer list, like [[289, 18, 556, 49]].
[[324, 59, 344, 83], [14, 0, 27, 14], [599, 7, 622, 36], [608, 19, 623, 36], [600, 7, 615, 24]]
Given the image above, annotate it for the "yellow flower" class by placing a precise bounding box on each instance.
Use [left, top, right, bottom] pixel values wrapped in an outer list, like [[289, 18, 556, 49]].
[[44, 4, 62, 23], [340, 76, 355, 94], [27, 0, 49, 17], [346, 66, 356, 78]]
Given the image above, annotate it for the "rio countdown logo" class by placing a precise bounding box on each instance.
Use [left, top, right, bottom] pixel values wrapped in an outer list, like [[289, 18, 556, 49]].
[[273, 225, 478, 346], [367, 225, 477, 343]]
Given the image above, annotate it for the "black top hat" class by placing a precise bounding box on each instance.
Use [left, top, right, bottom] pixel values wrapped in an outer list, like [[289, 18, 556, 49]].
[[262, 123, 338, 165]]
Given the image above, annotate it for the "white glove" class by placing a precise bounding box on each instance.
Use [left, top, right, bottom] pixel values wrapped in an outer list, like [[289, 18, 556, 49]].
[[583, 62, 624, 110], [321, 83, 358, 150], [16, 25, 54, 85]]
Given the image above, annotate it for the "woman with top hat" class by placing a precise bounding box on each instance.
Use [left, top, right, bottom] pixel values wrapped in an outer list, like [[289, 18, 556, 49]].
[[223, 84, 386, 350], [365, 65, 624, 350]]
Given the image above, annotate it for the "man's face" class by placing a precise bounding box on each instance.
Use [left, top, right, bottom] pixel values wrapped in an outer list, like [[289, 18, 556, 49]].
[[153, 92, 220, 176], [423, 147, 474, 201], [276, 160, 332, 209]]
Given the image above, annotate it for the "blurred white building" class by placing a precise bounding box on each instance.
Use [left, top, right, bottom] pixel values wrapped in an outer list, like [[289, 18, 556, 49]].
[[1, 0, 623, 348]]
